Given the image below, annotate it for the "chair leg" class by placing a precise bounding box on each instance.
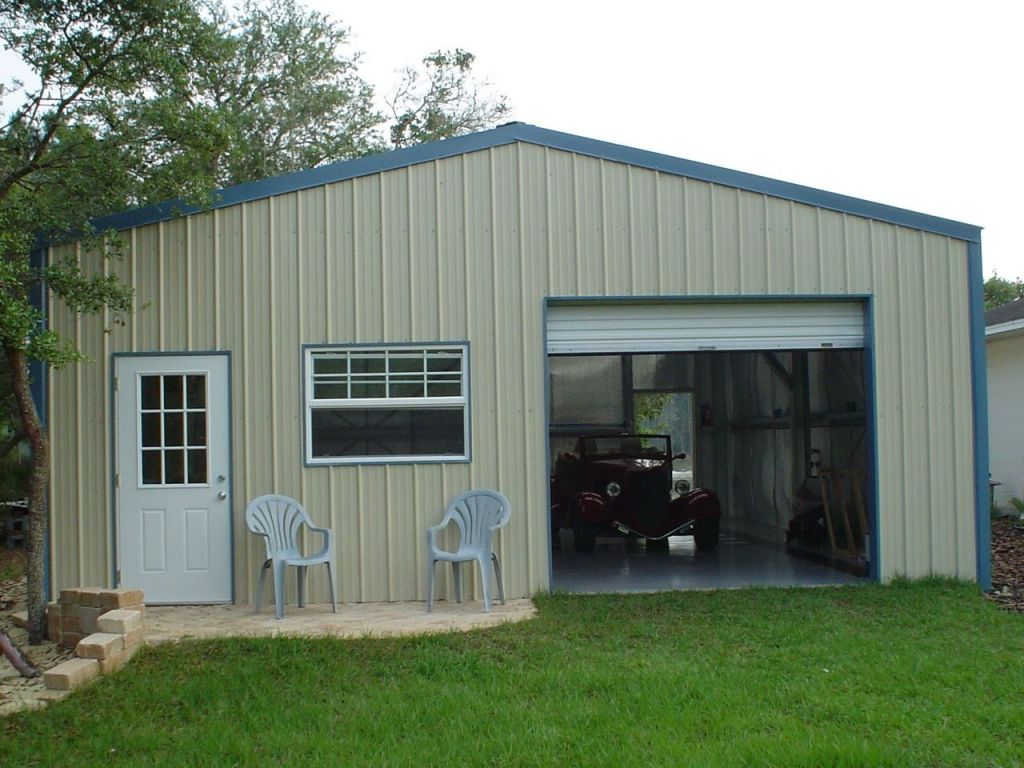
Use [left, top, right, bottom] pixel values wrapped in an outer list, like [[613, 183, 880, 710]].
[[452, 562, 463, 603], [273, 560, 287, 620], [326, 562, 337, 613], [478, 554, 492, 612], [492, 553, 506, 606], [255, 559, 271, 614], [297, 565, 307, 608], [427, 559, 436, 613]]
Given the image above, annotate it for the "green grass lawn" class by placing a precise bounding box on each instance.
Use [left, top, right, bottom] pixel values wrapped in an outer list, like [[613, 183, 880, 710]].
[[3, 580, 1023, 767]]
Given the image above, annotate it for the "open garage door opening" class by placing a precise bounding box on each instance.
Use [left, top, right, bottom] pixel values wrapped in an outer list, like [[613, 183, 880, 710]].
[[547, 301, 874, 592]]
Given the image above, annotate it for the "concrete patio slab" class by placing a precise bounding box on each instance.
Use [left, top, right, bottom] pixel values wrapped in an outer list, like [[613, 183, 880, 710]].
[[144, 599, 537, 644]]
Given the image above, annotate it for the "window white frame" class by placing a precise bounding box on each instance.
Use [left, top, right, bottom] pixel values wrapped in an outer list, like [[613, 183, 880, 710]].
[[303, 343, 470, 465]]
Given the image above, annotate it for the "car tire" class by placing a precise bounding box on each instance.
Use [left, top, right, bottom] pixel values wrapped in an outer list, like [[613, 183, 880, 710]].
[[646, 537, 669, 552], [573, 522, 596, 553], [693, 518, 720, 551]]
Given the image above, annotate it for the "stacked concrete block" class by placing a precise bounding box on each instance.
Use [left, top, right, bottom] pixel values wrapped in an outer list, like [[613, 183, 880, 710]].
[[46, 588, 143, 647], [42, 589, 146, 694]]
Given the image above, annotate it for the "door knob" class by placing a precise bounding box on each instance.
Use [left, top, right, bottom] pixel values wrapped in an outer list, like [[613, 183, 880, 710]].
[[218, 491, 228, 500]]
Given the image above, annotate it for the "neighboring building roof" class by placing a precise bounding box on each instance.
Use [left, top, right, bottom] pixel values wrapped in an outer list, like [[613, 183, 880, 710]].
[[986, 299, 1024, 338], [90, 122, 982, 243]]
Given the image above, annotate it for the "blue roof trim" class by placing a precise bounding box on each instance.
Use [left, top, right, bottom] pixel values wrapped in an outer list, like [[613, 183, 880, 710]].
[[89, 122, 981, 243]]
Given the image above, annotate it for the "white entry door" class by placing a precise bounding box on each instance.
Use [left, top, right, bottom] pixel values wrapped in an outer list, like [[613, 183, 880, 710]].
[[115, 354, 232, 603]]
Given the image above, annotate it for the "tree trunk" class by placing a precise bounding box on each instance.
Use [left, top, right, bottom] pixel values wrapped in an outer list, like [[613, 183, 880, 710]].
[[4, 345, 49, 645], [0, 630, 39, 677]]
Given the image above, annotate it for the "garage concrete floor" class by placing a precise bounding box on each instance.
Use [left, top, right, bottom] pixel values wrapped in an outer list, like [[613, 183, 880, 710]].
[[551, 531, 866, 593]]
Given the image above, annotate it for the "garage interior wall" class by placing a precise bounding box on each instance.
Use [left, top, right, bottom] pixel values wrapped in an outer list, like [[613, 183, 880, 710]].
[[47, 140, 978, 602]]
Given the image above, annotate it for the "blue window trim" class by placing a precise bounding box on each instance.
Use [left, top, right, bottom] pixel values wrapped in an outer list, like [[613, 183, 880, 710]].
[[301, 341, 472, 467], [86, 123, 981, 245]]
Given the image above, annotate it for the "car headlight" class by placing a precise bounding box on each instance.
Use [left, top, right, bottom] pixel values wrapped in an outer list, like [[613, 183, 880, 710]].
[[674, 479, 691, 495], [606, 481, 621, 497]]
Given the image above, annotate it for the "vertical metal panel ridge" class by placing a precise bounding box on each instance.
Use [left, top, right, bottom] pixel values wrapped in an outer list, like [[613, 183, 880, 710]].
[[968, 240, 991, 589], [268, 198, 278, 491]]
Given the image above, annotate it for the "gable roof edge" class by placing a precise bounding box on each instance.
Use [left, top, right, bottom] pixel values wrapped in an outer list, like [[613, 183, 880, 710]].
[[88, 122, 981, 243]]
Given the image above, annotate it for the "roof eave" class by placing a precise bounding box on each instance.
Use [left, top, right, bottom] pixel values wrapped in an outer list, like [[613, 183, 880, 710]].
[[87, 122, 982, 244], [986, 318, 1024, 339]]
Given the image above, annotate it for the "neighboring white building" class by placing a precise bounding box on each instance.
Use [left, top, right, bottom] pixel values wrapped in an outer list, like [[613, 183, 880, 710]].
[[986, 299, 1024, 511]]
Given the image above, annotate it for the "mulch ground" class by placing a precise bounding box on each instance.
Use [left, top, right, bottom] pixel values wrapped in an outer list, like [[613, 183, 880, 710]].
[[988, 517, 1024, 613]]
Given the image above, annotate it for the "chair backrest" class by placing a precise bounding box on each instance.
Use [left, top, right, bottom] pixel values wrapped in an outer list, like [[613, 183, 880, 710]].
[[442, 489, 511, 549], [244, 494, 312, 558]]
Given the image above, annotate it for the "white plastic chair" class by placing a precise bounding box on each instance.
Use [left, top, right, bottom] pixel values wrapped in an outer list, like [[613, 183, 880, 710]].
[[426, 489, 511, 612], [244, 494, 338, 620]]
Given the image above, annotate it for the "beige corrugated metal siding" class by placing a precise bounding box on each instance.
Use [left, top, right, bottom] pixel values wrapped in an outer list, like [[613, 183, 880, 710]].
[[47, 141, 977, 603]]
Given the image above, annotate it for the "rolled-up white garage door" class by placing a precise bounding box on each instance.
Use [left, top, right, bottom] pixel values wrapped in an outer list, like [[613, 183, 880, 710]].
[[546, 300, 865, 354]]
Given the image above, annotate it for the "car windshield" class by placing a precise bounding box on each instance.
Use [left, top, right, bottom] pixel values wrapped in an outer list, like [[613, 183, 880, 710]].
[[582, 435, 669, 458]]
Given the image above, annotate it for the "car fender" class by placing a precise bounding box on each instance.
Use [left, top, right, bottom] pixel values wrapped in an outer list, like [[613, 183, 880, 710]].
[[573, 491, 608, 524], [669, 488, 721, 521]]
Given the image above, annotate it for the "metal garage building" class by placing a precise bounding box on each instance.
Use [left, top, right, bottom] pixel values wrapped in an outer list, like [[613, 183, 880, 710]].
[[42, 122, 989, 604]]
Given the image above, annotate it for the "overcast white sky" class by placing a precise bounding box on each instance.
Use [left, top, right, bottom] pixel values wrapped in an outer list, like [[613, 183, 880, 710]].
[[320, 0, 1022, 279]]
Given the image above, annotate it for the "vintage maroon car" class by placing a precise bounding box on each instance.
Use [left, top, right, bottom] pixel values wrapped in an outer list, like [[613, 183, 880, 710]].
[[551, 434, 721, 553]]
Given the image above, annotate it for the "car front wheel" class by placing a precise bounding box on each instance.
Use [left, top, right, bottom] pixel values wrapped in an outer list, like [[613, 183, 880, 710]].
[[693, 518, 720, 551], [573, 522, 596, 553]]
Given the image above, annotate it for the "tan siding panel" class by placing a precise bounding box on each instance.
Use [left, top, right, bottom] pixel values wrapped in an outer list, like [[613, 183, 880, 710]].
[[684, 180, 714, 293], [791, 204, 821, 293], [409, 163, 440, 339], [711, 186, 741, 294], [161, 219, 188, 349], [573, 155, 605, 295], [656, 174, 686, 293], [871, 221, 905, 578], [188, 214, 218, 350], [381, 168, 412, 340], [765, 197, 795, 294], [844, 216, 874, 293], [544, 148, 578, 294], [601, 160, 631, 294], [737, 192, 768, 294], [435, 157, 468, 337], [818, 210, 847, 295]]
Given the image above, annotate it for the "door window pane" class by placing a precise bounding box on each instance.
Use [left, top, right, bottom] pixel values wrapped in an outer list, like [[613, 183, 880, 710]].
[[164, 449, 185, 485], [186, 375, 206, 408], [141, 376, 161, 410], [141, 413, 161, 448], [164, 376, 183, 409], [164, 412, 184, 447], [142, 450, 162, 484], [187, 449, 208, 484], [186, 413, 207, 448]]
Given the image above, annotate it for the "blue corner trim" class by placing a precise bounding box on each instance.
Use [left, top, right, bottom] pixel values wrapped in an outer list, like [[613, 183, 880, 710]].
[[863, 298, 881, 581], [967, 241, 991, 590], [86, 122, 981, 244]]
